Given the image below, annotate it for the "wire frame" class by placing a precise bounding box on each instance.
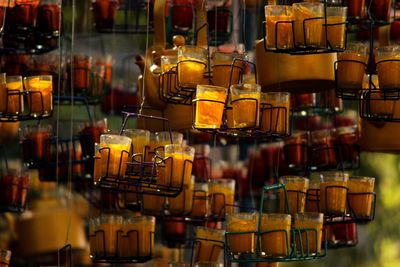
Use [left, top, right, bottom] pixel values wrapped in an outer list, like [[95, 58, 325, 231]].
[[306, 186, 377, 224], [90, 229, 154, 263], [359, 89, 400, 122], [224, 183, 327, 263], [262, 13, 347, 54], [0, 89, 53, 121], [190, 237, 225, 265]]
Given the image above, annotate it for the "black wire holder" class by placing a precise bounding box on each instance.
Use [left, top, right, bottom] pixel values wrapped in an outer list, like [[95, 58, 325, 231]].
[[93, 0, 154, 34], [359, 89, 400, 122], [224, 183, 327, 264], [325, 219, 358, 249], [90, 229, 154, 263], [1, 2, 59, 54], [305, 186, 376, 224], [190, 237, 225, 265], [262, 1, 347, 55], [0, 89, 53, 121], [94, 111, 191, 197]]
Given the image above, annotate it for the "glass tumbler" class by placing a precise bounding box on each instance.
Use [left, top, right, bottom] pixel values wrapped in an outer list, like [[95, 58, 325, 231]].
[[24, 75, 53, 117], [260, 213, 291, 257], [293, 2, 324, 47], [265, 5, 294, 50], [195, 226, 225, 262], [319, 171, 349, 215], [212, 52, 243, 87], [261, 92, 291, 135], [123, 129, 151, 156], [3, 75, 24, 115], [323, 7, 347, 49], [376, 46, 400, 91], [279, 176, 309, 215], [177, 45, 207, 88], [208, 178, 235, 216], [294, 212, 324, 255], [164, 144, 195, 187], [195, 85, 227, 129], [347, 176, 375, 219], [226, 212, 258, 255], [337, 43, 368, 89], [99, 134, 132, 178], [230, 83, 261, 129]]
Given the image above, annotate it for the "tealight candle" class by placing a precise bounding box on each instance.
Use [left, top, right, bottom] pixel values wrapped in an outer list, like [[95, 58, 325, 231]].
[[24, 75, 53, 117]]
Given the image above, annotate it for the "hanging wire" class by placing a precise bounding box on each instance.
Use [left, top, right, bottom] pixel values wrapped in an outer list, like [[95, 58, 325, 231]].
[[139, 0, 152, 116], [64, 0, 75, 250]]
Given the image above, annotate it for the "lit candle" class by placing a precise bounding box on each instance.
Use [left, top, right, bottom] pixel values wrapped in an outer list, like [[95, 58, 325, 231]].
[[265, 5, 294, 50], [120, 216, 155, 258], [164, 144, 194, 188], [208, 179, 235, 217], [99, 134, 132, 179], [293, 2, 324, 47], [195, 84, 227, 129], [323, 7, 347, 49], [195, 226, 225, 262], [24, 75, 53, 117], [226, 212, 258, 255], [294, 212, 324, 256], [212, 52, 243, 88], [177, 45, 207, 88], [347, 176, 375, 219], [4, 76, 24, 115], [230, 84, 261, 129], [260, 213, 291, 257], [319, 172, 348, 215], [261, 92, 291, 135], [279, 176, 309, 215]]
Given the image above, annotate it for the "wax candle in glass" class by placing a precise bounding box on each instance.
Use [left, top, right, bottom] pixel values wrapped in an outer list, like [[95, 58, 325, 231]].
[[120, 216, 155, 258], [264, 5, 294, 50], [99, 134, 132, 178], [73, 55, 92, 91], [95, 215, 123, 257], [195, 85, 227, 129], [161, 55, 178, 94], [226, 212, 258, 255], [37, 1, 61, 33], [334, 126, 359, 166], [24, 75, 53, 117], [348, 0, 366, 19], [306, 182, 320, 213], [260, 213, 291, 257], [279, 176, 309, 215], [195, 226, 225, 262], [189, 182, 209, 218], [123, 129, 150, 156], [177, 45, 207, 88], [293, 2, 324, 47], [261, 92, 291, 135], [337, 43, 368, 89], [310, 129, 337, 168], [294, 212, 324, 255], [319, 172, 348, 215], [208, 178, 235, 217], [323, 7, 347, 49], [4, 76, 24, 115], [92, 0, 119, 29], [376, 46, 400, 91], [212, 52, 243, 87], [283, 131, 308, 168], [164, 144, 195, 187], [168, 176, 194, 214], [230, 83, 261, 129], [347, 176, 375, 219]]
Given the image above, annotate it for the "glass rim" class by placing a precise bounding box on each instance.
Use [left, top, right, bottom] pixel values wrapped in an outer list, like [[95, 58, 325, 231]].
[[196, 226, 226, 235], [24, 75, 53, 80], [292, 2, 324, 7], [165, 144, 195, 153], [123, 128, 151, 135], [261, 213, 291, 220], [178, 45, 208, 52], [208, 178, 235, 184], [100, 134, 132, 144], [230, 83, 261, 92], [197, 84, 227, 91], [294, 212, 324, 221], [280, 176, 309, 183], [349, 176, 375, 182], [125, 215, 156, 223], [320, 171, 349, 181]]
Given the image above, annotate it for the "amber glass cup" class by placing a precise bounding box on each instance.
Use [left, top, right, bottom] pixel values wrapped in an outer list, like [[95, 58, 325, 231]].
[[195, 226, 225, 262], [337, 43, 368, 89], [24, 75, 53, 117], [195, 85, 227, 129], [293, 2, 324, 47], [347, 176, 375, 219], [294, 212, 324, 255], [230, 84, 261, 129], [177, 46, 207, 88], [319, 172, 348, 215], [323, 7, 347, 49], [261, 92, 291, 135], [376, 46, 400, 91], [226, 212, 258, 255], [279, 176, 309, 215], [264, 5, 294, 50], [212, 52, 243, 87], [260, 213, 291, 257]]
